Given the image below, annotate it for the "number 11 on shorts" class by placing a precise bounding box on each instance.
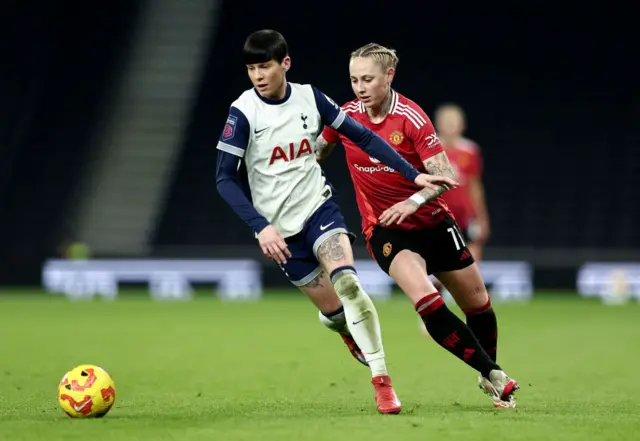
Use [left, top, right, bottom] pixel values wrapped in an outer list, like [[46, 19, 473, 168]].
[[447, 226, 466, 250]]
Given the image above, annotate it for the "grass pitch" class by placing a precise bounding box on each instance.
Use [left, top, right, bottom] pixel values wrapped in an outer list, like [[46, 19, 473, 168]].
[[0, 290, 639, 440]]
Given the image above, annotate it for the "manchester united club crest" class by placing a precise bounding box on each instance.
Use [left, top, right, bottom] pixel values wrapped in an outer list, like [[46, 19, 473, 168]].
[[389, 130, 404, 146], [382, 242, 393, 257]]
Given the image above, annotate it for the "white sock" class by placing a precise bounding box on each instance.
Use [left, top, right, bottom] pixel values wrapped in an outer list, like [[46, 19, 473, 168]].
[[318, 308, 349, 334], [332, 269, 388, 377]]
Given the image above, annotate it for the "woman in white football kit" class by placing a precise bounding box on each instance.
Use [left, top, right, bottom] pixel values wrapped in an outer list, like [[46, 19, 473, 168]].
[[215, 30, 457, 414]]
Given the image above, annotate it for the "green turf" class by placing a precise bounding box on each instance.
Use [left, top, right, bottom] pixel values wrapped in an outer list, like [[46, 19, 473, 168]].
[[0, 290, 639, 440]]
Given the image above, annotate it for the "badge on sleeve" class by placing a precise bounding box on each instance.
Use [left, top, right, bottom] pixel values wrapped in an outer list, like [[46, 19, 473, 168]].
[[222, 115, 238, 141], [324, 94, 339, 110]]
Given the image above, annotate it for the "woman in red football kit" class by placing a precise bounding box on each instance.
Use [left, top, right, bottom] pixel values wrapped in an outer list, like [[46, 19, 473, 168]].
[[317, 43, 519, 408], [434, 104, 490, 262]]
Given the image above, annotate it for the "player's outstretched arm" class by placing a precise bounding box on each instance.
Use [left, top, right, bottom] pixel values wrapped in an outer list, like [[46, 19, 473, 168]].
[[312, 87, 456, 190], [335, 113, 420, 182], [379, 151, 457, 226], [315, 134, 336, 165], [338, 115, 456, 191]]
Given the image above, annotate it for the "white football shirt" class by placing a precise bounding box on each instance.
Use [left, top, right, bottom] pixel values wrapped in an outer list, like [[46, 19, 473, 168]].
[[216, 83, 345, 238]]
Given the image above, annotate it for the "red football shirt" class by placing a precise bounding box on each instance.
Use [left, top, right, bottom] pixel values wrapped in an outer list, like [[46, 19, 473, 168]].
[[440, 139, 482, 229], [322, 90, 453, 238]]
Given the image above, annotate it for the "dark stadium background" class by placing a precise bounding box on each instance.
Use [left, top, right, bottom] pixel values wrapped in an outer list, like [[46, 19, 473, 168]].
[[0, 0, 638, 289]]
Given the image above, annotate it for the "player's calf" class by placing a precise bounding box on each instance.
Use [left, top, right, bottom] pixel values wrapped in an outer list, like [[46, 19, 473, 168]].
[[415, 292, 500, 378], [437, 265, 498, 362], [463, 297, 498, 362], [317, 233, 401, 413], [386, 249, 497, 376], [328, 265, 386, 375], [436, 266, 516, 407], [295, 267, 369, 367], [416, 291, 519, 408], [319, 309, 368, 367]]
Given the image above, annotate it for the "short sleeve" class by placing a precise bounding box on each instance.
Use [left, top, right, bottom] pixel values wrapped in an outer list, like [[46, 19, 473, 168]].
[[216, 106, 250, 158], [402, 103, 444, 161], [311, 86, 346, 129]]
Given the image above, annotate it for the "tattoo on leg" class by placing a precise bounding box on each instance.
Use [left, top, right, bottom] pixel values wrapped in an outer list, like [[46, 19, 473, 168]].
[[303, 270, 325, 288], [318, 234, 346, 263]]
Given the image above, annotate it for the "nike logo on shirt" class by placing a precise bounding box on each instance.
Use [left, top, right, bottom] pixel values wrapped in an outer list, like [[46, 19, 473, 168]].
[[320, 222, 335, 231]]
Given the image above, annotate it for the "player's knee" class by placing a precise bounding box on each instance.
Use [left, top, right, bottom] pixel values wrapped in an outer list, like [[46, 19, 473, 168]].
[[389, 251, 435, 303], [459, 287, 489, 310], [445, 277, 489, 310], [329, 266, 361, 301], [329, 266, 377, 323]]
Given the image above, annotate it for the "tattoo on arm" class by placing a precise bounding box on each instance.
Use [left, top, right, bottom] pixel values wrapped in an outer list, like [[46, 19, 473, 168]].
[[317, 234, 346, 263], [425, 151, 456, 179], [315, 135, 336, 165], [303, 270, 325, 288], [414, 151, 457, 204]]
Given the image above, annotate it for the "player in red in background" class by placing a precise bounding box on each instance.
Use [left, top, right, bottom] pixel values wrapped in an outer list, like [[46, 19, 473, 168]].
[[435, 104, 490, 262], [317, 43, 519, 408]]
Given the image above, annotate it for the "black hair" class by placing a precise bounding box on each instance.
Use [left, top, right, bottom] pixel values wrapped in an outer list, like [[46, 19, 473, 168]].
[[243, 29, 289, 65]]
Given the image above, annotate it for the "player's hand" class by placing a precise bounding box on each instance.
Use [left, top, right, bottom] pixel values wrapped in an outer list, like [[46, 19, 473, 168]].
[[413, 173, 458, 192], [257, 225, 292, 264], [379, 200, 420, 226]]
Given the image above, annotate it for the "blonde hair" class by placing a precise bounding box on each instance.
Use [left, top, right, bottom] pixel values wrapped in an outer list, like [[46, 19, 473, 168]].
[[350, 43, 399, 71]]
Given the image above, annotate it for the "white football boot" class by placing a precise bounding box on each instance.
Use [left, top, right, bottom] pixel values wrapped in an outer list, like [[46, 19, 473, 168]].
[[478, 370, 519, 408]]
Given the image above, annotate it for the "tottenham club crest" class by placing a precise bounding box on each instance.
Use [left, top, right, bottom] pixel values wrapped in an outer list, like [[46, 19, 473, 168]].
[[389, 130, 404, 146]]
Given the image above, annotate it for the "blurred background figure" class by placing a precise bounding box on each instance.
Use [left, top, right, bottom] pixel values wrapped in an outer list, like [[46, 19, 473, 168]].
[[435, 104, 490, 262], [58, 238, 92, 261]]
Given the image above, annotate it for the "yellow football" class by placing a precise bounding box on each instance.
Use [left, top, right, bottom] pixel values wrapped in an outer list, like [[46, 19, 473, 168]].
[[57, 364, 116, 418]]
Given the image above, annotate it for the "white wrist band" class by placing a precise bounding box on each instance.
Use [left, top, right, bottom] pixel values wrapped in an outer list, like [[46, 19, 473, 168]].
[[409, 193, 426, 206]]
